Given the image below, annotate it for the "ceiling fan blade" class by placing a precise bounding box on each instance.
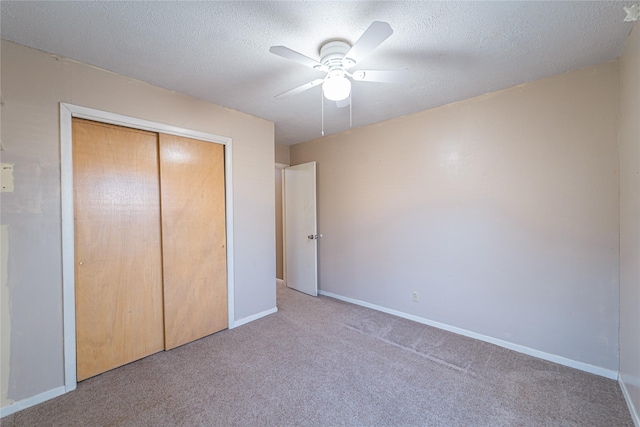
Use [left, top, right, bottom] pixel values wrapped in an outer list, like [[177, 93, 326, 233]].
[[343, 21, 393, 68], [275, 78, 324, 99], [269, 46, 327, 71], [336, 97, 350, 108], [351, 69, 410, 83]]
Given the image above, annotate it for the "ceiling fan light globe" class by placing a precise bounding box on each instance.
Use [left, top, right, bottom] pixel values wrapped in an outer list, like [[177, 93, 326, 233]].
[[323, 76, 351, 101]]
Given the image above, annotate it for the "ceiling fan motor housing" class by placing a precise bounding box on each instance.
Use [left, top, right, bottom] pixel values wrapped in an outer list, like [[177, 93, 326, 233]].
[[319, 41, 355, 76]]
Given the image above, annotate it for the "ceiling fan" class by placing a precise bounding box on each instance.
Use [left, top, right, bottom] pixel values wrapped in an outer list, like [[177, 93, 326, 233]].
[[269, 21, 409, 106]]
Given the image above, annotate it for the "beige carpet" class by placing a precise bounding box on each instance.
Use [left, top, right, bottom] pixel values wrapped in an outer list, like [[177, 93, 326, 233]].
[[2, 285, 633, 426]]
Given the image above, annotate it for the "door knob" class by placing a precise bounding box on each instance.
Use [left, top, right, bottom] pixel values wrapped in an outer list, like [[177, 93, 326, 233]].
[[307, 234, 323, 240]]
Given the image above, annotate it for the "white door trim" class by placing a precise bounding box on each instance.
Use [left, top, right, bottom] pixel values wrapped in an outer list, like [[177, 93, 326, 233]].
[[59, 103, 235, 393]]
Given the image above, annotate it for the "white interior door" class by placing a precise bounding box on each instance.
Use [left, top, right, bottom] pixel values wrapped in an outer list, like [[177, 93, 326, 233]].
[[284, 162, 318, 296]]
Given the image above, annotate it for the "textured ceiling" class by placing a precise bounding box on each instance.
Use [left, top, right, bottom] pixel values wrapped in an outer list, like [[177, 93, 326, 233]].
[[1, 1, 635, 145]]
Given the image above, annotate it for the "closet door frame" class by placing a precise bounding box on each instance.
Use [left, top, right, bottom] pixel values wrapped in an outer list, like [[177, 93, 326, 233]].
[[59, 103, 235, 392]]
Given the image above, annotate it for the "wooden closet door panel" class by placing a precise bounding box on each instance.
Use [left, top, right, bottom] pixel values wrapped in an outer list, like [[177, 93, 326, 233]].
[[73, 119, 165, 381], [159, 134, 227, 350]]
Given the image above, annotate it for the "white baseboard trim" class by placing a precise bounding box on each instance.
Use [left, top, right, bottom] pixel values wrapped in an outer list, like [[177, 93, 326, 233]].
[[0, 306, 278, 417], [319, 290, 618, 380], [276, 279, 285, 286], [233, 307, 278, 328], [620, 373, 640, 427], [0, 385, 66, 418]]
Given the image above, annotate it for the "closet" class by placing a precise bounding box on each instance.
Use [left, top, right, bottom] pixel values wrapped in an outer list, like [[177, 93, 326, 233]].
[[72, 118, 227, 381]]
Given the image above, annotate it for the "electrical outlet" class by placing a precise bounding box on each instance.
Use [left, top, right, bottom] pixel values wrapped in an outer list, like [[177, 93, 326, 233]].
[[412, 291, 419, 302]]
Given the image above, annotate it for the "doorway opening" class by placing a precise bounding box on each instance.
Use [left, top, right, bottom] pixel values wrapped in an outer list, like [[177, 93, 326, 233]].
[[275, 163, 287, 286]]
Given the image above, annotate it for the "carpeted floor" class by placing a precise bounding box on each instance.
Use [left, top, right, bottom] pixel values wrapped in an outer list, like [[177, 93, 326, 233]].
[[2, 285, 633, 426]]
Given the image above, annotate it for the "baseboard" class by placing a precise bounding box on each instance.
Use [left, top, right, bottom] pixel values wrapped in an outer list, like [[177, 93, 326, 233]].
[[620, 373, 640, 426], [0, 306, 278, 417], [276, 279, 285, 286], [319, 290, 618, 380], [0, 385, 66, 418], [233, 306, 278, 328]]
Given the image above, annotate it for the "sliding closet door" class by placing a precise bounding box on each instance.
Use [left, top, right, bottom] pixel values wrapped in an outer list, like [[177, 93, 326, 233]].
[[73, 119, 165, 381], [159, 134, 228, 350]]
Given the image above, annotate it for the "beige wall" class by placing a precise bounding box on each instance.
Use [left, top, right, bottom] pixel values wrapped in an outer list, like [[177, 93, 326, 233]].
[[291, 61, 620, 372], [275, 142, 290, 165], [1, 226, 10, 407], [618, 22, 640, 422], [0, 40, 276, 408]]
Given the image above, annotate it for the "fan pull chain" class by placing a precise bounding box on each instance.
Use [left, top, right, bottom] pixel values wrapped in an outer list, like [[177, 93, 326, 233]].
[[321, 90, 325, 136]]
